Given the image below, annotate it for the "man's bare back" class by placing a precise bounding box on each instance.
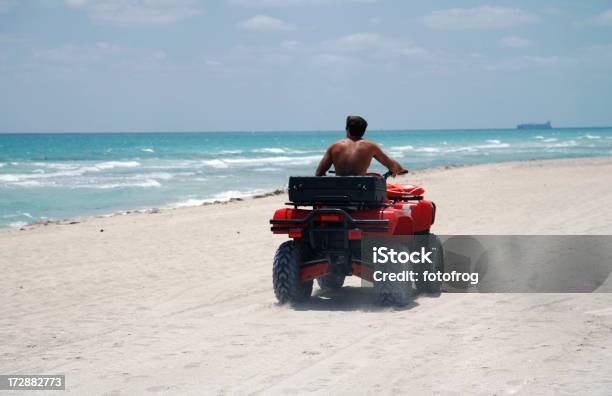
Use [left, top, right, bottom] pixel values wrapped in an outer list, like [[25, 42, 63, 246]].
[[315, 116, 407, 177]]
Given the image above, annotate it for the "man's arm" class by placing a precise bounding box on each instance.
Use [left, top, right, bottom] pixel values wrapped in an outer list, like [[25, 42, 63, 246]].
[[315, 146, 333, 176], [372, 144, 408, 177]]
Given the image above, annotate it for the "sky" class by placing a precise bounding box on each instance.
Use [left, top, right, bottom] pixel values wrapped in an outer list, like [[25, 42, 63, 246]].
[[1, 0, 611, 132]]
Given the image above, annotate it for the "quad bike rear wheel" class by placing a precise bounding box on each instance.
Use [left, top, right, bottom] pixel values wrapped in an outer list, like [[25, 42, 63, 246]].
[[415, 234, 445, 294], [316, 273, 345, 291], [373, 242, 415, 306], [273, 240, 313, 304]]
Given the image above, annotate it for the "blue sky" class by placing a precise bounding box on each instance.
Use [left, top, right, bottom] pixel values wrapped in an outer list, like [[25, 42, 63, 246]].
[[1, 0, 611, 132]]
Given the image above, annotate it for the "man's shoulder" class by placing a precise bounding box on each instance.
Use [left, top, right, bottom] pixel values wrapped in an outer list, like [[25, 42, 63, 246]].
[[356, 139, 379, 149]]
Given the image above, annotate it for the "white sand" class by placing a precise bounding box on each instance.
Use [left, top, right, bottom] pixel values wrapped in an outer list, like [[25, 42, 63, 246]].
[[1, 157, 612, 394]]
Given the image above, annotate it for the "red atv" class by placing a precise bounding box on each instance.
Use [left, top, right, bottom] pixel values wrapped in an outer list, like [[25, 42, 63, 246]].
[[270, 171, 444, 306]]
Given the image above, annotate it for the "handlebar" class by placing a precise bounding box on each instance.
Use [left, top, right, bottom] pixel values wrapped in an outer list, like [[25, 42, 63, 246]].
[[329, 170, 398, 180]]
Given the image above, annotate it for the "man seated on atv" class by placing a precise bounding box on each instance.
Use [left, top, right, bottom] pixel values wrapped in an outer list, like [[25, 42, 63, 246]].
[[315, 115, 408, 177]]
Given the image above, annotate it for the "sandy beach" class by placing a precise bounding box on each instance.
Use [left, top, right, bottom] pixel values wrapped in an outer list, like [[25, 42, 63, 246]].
[[2, 157, 612, 394]]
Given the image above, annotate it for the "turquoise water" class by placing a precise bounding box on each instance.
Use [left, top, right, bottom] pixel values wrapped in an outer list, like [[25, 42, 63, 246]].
[[1, 128, 611, 227]]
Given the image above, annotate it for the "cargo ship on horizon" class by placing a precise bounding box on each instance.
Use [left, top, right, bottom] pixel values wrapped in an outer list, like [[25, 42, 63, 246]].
[[517, 121, 552, 129]]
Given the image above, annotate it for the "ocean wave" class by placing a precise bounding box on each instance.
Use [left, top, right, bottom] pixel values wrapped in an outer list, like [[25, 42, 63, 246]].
[[168, 189, 269, 208], [31, 162, 78, 170], [486, 139, 502, 144], [74, 179, 162, 189], [130, 172, 177, 180], [11, 180, 55, 187], [415, 147, 440, 153], [253, 147, 286, 154], [9, 221, 28, 228], [252, 147, 319, 155], [203, 155, 320, 168], [94, 161, 141, 170], [219, 149, 243, 154], [544, 140, 578, 149], [254, 167, 282, 172], [534, 136, 544, 139], [543, 138, 558, 143], [0, 163, 5, 168], [445, 142, 510, 153], [393, 145, 414, 151], [2, 212, 33, 219], [579, 134, 601, 140], [202, 159, 229, 169], [388, 145, 441, 153], [141, 148, 155, 153]]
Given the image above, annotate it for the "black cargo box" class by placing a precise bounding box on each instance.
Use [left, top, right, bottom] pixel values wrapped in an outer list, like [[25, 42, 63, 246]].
[[288, 176, 386, 205]]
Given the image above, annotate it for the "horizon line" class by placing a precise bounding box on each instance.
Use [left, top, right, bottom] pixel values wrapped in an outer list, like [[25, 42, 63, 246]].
[[1, 125, 611, 134]]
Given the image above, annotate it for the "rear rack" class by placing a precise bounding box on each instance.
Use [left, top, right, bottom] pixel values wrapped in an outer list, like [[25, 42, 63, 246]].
[[270, 207, 389, 233]]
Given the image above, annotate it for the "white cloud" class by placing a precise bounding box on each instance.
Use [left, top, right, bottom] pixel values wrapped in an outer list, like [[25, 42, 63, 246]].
[[581, 10, 612, 27], [33, 42, 124, 65], [423, 6, 538, 30], [326, 32, 430, 59], [227, 0, 376, 6], [500, 36, 532, 48], [62, 0, 205, 25], [238, 15, 295, 32]]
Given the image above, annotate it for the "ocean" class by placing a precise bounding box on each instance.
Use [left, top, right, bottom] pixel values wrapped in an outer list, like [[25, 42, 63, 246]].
[[1, 128, 611, 228]]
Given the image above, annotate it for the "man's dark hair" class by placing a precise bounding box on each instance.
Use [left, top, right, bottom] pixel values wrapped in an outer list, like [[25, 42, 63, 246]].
[[346, 115, 368, 138]]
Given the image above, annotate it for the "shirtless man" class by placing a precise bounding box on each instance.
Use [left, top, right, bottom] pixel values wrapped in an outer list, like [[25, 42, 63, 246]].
[[315, 115, 408, 177]]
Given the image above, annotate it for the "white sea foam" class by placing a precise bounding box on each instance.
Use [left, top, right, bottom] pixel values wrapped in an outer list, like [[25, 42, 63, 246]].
[[254, 147, 286, 154], [252, 147, 319, 155], [219, 150, 243, 154], [203, 155, 320, 168], [254, 167, 281, 172], [486, 139, 502, 144], [211, 189, 267, 201], [580, 134, 601, 140], [130, 172, 175, 180], [32, 162, 77, 170], [394, 145, 414, 151], [545, 140, 578, 148], [9, 221, 28, 228], [445, 142, 510, 153], [76, 179, 162, 189], [543, 138, 558, 143], [141, 148, 155, 153], [415, 147, 440, 153], [169, 198, 208, 208], [168, 189, 269, 208], [534, 136, 545, 139], [94, 161, 141, 170], [11, 180, 49, 187], [0, 163, 5, 168], [203, 159, 229, 169]]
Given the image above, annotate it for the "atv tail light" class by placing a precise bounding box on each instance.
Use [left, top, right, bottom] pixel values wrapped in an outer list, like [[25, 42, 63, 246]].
[[318, 214, 343, 222], [348, 229, 362, 240], [288, 228, 303, 238]]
